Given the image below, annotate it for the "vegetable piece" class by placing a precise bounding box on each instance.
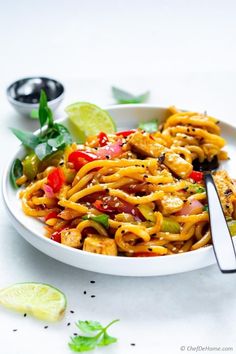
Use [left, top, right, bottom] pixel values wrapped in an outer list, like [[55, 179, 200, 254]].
[[203, 205, 209, 212], [93, 197, 144, 221], [189, 170, 203, 182], [68, 319, 119, 352], [51, 231, 62, 243], [227, 220, 236, 236], [22, 152, 40, 181], [47, 167, 65, 192], [112, 86, 150, 104], [116, 130, 136, 138], [161, 217, 180, 233], [39, 150, 64, 171], [95, 140, 123, 159], [98, 132, 109, 146], [10, 158, 23, 189], [82, 214, 109, 229], [138, 204, 155, 222], [66, 102, 116, 143], [43, 184, 55, 198], [68, 151, 98, 171], [138, 119, 159, 133], [187, 184, 205, 194], [177, 199, 203, 216], [0, 282, 66, 322], [45, 212, 58, 221]]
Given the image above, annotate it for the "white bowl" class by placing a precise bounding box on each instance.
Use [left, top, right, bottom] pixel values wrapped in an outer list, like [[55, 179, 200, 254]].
[[2, 104, 236, 276]]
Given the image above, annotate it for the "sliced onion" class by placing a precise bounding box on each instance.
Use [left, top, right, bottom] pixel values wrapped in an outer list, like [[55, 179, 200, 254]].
[[96, 139, 122, 159], [43, 184, 55, 198], [176, 199, 203, 216]]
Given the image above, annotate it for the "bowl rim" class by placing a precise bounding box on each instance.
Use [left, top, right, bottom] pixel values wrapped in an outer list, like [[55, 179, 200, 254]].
[[2, 103, 235, 265], [6, 76, 65, 107]]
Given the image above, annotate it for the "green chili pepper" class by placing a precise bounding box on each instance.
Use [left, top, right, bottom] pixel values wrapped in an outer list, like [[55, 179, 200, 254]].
[[22, 152, 40, 181]]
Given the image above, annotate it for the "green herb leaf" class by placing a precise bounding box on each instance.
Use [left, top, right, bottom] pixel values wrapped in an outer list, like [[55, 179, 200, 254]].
[[68, 319, 119, 353], [10, 128, 39, 149], [203, 205, 209, 212], [112, 86, 150, 104], [69, 335, 100, 352], [97, 332, 117, 346], [54, 123, 73, 145], [82, 214, 109, 229], [48, 135, 65, 148], [38, 90, 49, 128], [77, 321, 103, 333], [138, 119, 159, 133], [10, 159, 23, 189], [35, 142, 52, 160]]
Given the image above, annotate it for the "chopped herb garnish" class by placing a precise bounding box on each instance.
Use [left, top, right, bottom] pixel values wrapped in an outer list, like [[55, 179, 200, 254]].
[[112, 86, 149, 104], [10, 158, 23, 189], [11, 90, 72, 161], [82, 214, 109, 229], [138, 119, 159, 133], [187, 184, 206, 194], [203, 205, 209, 212], [68, 319, 119, 352]]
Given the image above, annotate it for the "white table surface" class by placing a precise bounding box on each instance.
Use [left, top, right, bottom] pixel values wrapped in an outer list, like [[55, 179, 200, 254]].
[[1, 1, 236, 353]]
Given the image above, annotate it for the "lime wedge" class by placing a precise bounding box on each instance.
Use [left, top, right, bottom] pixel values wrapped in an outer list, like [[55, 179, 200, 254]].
[[65, 102, 116, 142], [0, 282, 66, 322]]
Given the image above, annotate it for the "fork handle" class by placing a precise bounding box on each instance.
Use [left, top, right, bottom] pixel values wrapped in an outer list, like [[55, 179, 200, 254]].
[[204, 172, 236, 273]]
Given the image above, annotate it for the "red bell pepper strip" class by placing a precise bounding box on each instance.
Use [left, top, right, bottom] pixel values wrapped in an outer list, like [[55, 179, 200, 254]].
[[50, 231, 61, 243], [47, 167, 65, 193], [45, 211, 58, 221], [188, 170, 203, 182], [68, 151, 98, 171], [116, 130, 136, 138], [98, 132, 109, 146]]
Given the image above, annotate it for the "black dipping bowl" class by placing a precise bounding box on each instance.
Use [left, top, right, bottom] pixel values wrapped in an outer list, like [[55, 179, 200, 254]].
[[6, 77, 64, 116]]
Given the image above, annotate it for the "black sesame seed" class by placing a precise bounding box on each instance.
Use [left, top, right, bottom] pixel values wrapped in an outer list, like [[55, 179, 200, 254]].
[[83, 291, 87, 294], [192, 128, 196, 132], [70, 310, 74, 314], [142, 165, 145, 168], [13, 329, 18, 332], [143, 174, 148, 178], [91, 295, 96, 298], [90, 280, 95, 284], [44, 326, 48, 329], [148, 248, 153, 251], [121, 230, 125, 234], [24, 313, 27, 317], [105, 155, 110, 159], [67, 323, 71, 326]]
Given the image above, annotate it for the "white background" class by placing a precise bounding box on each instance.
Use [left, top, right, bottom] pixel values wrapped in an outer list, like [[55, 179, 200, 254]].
[[0, 0, 236, 353]]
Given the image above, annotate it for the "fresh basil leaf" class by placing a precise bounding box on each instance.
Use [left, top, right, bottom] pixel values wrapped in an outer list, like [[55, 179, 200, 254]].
[[38, 90, 49, 128], [10, 159, 23, 189], [48, 134, 65, 148], [10, 128, 39, 149], [35, 142, 52, 160], [54, 123, 72, 145], [112, 86, 150, 104], [30, 109, 39, 119], [97, 332, 117, 346], [138, 119, 159, 133], [82, 214, 109, 229], [69, 335, 100, 352], [47, 107, 54, 128], [77, 320, 103, 333]]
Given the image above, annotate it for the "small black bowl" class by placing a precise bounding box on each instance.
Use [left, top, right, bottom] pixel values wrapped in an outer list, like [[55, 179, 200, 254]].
[[6, 77, 65, 116]]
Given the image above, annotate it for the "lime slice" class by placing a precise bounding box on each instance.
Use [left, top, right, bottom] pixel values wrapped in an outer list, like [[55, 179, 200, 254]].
[[65, 102, 116, 142], [0, 282, 66, 322]]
